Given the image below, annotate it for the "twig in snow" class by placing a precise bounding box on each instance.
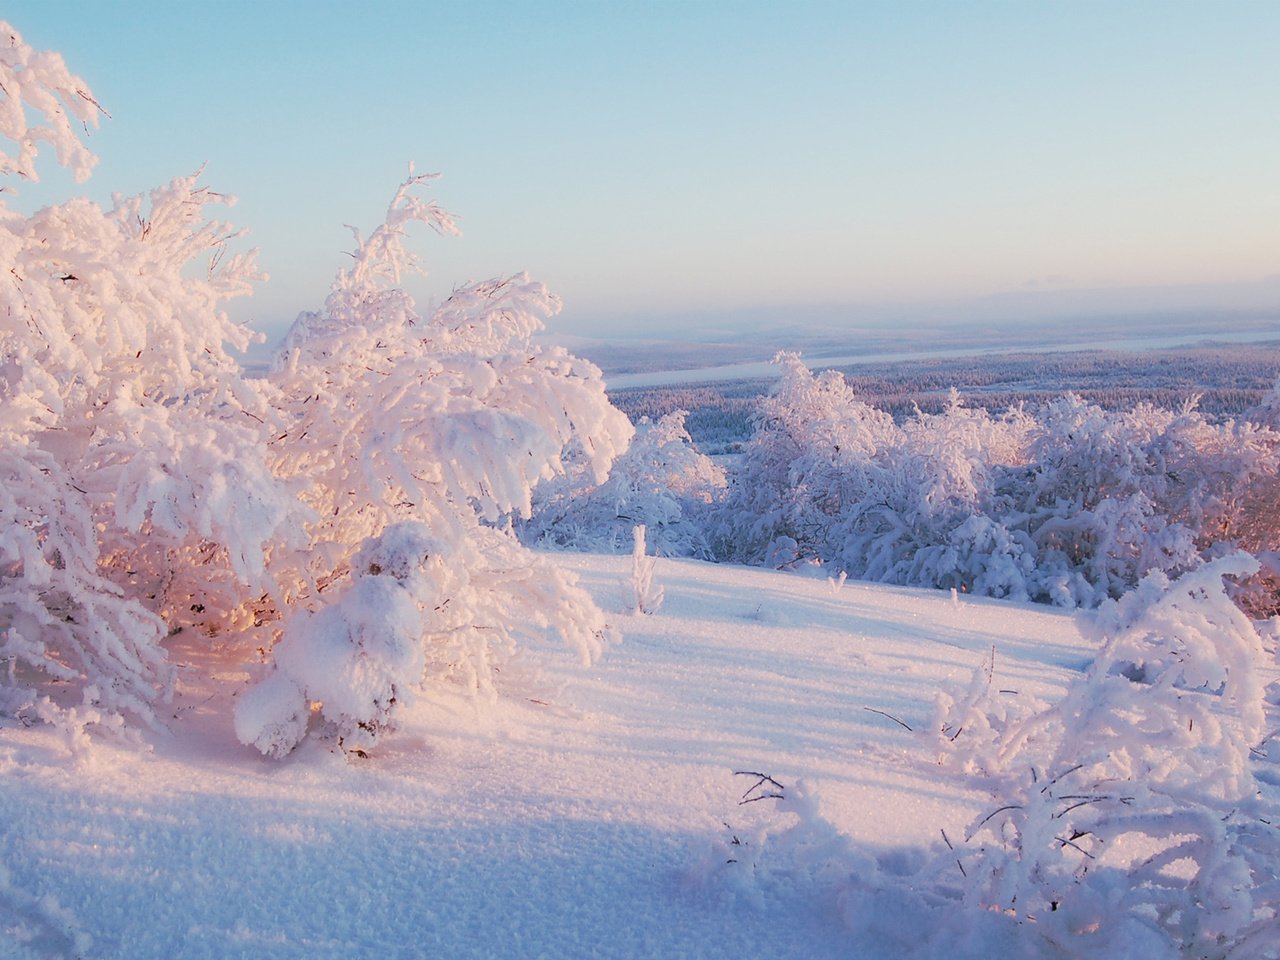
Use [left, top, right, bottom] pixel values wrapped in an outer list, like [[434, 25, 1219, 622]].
[[1055, 830, 1095, 858], [733, 770, 786, 804], [967, 804, 1024, 841], [863, 706, 912, 731], [1039, 763, 1085, 793], [941, 828, 967, 878]]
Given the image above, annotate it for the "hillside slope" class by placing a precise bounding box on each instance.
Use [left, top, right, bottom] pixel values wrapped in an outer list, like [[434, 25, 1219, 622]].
[[0, 555, 1222, 959]]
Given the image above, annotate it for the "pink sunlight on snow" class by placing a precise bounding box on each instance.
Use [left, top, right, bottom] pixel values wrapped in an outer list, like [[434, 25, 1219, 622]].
[[6, 12, 1280, 960]]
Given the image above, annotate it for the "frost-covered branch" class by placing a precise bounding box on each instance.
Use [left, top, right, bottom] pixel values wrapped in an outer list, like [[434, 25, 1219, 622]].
[[0, 20, 105, 185]]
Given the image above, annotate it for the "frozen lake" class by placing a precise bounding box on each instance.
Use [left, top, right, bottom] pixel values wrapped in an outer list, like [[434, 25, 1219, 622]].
[[605, 327, 1280, 389]]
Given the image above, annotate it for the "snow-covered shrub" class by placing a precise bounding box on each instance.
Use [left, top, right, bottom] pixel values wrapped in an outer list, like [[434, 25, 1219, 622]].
[[265, 174, 631, 571], [835, 390, 1035, 594], [1, 24, 632, 752], [709, 556, 1280, 957], [1226, 380, 1280, 614], [996, 396, 1277, 607], [627, 525, 663, 615], [522, 410, 724, 558], [234, 522, 442, 757], [235, 173, 634, 755], [716, 355, 1037, 595], [1246, 375, 1280, 431], [943, 553, 1280, 956], [1, 23, 304, 732], [716, 354, 1280, 608], [713, 352, 899, 567], [927, 646, 1046, 778], [0, 22, 101, 182], [691, 773, 957, 956]]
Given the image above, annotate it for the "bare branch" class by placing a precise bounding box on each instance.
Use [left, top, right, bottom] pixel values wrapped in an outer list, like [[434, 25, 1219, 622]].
[[864, 706, 912, 731]]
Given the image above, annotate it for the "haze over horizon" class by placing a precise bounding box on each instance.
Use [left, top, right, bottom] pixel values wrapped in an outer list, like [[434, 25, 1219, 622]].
[[7, 1, 1278, 343]]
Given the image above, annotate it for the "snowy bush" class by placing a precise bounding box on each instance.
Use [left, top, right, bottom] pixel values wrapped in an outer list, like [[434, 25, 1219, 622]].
[[234, 523, 439, 757], [234, 172, 633, 755], [997, 396, 1276, 607], [716, 354, 1280, 609], [1228, 379, 1280, 614], [933, 553, 1280, 956], [705, 557, 1280, 957], [713, 352, 900, 567], [691, 773, 964, 956], [0, 22, 101, 182], [627, 525, 664, 615], [715, 356, 1037, 590], [841, 390, 1034, 595], [0, 23, 633, 752], [926, 646, 1047, 778], [1, 23, 303, 733], [522, 410, 724, 558]]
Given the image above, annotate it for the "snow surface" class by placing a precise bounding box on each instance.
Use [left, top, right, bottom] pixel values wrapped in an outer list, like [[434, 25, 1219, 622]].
[[3, 554, 1126, 959]]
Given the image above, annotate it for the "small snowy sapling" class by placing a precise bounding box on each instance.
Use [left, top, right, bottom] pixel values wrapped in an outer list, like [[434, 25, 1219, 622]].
[[628, 525, 664, 615]]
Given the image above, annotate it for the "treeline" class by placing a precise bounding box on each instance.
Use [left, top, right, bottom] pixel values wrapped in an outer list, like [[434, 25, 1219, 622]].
[[609, 342, 1280, 450], [556, 348, 1280, 614]]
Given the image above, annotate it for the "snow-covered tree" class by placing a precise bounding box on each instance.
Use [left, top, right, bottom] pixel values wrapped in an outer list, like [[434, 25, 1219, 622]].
[[521, 409, 724, 558], [0, 21, 101, 183], [1231, 379, 1280, 614], [937, 553, 1280, 956], [1, 23, 303, 734], [995, 396, 1276, 607], [713, 352, 899, 568], [715, 355, 1037, 592], [1, 23, 634, 754], [829, 389, 1034, 596], [716, 354, 1279, 609], [234, 172, 635, 756]]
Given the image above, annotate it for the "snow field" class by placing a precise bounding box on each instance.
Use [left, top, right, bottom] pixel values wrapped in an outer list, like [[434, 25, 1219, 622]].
[[0, 554, 1102, 959]]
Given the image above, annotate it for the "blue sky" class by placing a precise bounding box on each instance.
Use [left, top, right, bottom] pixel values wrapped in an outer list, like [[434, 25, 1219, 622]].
[[5, 1, 1279, 341]]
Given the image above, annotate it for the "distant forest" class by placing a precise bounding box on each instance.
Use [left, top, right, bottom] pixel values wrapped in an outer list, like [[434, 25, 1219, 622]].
[[609, 342, 1280, 453]]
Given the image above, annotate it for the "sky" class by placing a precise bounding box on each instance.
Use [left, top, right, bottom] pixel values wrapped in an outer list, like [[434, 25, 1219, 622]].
[[4, 0, 1279, 343]]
